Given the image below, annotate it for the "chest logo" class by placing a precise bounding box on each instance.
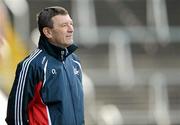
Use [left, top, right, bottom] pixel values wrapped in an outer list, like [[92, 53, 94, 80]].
[[73, 67, 79, 75], [52, 69, 57, 74]]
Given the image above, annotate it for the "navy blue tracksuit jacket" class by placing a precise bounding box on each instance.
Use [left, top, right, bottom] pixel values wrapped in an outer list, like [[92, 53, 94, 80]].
[[6, 36, 84, 125]]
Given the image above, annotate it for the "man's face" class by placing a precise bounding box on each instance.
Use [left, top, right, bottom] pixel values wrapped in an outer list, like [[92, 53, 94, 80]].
[[47, 14, 74, 48]]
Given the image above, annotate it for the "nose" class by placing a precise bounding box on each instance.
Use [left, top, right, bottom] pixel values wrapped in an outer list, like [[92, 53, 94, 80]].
[[68, 24, 74, 33]]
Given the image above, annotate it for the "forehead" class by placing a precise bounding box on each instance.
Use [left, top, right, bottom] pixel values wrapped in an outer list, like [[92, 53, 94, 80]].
[[51, 14, 72, 24]]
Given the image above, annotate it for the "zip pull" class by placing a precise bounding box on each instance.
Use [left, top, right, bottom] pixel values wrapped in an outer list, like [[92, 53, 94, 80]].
[[65, 48, 68, 56], [61, 50, 64, 61]]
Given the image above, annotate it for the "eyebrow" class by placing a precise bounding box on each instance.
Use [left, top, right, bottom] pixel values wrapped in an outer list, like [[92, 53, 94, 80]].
[[61, 21, 73, 25]]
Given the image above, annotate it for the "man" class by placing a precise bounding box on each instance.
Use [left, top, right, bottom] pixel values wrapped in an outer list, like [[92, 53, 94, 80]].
[[6, 6, 84, 125]]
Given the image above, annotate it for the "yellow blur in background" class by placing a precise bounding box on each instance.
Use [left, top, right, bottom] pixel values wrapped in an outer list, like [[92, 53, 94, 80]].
[[0, 1, 28, 94]]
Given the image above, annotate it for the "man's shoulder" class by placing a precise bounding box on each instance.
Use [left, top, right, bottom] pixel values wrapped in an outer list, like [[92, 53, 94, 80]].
[[18, 49, 44, 68], [71, 53, 80, 62]]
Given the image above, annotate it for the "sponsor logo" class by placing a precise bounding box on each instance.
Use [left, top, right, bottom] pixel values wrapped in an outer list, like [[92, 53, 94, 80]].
[[52, 69, 57, 74], [73, 67, 79, 75]]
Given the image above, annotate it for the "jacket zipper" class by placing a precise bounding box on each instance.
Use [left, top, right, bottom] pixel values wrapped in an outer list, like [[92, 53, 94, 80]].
[[61, 51, 77, 124], [61, 51, 64, 62]]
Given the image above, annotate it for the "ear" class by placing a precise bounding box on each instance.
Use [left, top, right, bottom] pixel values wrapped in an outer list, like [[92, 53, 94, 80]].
[[42, 27, 52, 38]]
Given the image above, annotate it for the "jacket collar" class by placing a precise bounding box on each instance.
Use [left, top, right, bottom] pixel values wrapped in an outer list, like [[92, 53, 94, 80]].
[[38, 36, 78, 61]]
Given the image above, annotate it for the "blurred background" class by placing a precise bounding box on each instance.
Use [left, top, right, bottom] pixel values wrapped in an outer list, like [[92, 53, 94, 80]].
[[0, 0, 180, 125]]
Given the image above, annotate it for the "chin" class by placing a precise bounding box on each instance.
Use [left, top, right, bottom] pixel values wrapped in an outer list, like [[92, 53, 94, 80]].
[[65, 41, 73, 47], [69, 40, 73, 44]]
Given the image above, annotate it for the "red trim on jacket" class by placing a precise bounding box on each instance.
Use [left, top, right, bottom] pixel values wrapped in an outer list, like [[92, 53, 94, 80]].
[[27, 81, 49, 125]]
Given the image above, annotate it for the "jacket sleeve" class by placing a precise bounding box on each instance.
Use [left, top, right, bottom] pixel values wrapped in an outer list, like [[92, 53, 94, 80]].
[[6, 62, 39, 125]]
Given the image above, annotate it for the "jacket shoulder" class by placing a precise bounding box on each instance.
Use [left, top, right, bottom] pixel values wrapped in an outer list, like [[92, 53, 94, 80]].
[[71, 53, 80, 62], [18, 49, 46, 69]]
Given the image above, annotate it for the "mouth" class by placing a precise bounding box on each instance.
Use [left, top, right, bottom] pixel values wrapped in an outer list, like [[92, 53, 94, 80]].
[[66, 35, 73, 39], [66, 35, 72, 37]]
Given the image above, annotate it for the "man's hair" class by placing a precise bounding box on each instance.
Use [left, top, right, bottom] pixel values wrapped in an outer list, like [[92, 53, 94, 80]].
[[37, 6, 68, 36]]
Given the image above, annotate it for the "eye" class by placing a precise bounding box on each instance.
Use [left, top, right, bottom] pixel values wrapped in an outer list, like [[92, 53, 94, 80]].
[[62, 24, 66, 27]]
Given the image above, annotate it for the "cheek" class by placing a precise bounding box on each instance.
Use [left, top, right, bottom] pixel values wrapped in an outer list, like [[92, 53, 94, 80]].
[[53, 29, 67, 41], [54, 31, 64, 38], [58, 30, 66, 37]]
